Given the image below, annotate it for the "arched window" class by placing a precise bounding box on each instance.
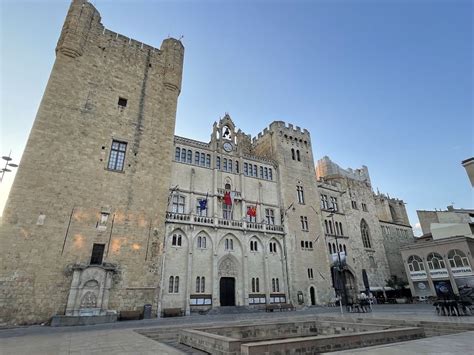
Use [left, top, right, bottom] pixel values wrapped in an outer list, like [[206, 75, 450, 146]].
[[225, 238, 233, 250], [296, 150, 300, 161], [187, 150, 192, 163], [339, 223, 344, 236], [235, 161, 239, 173], [206, 154, 211, 167], [175, 147, 181, 161], [181, 149, 186, 162], [223, 158, 227, 171], [169, 276, 174, 293], [427, 252, 445, 270], [194, 151, 200, 164], [448, 249, 470, 268], [174, 276, 179, 293], [332, 243, 336, 253], [328, 243, 332, 253], [361, 219, 371, 248], [216, 156, 221, 169], [225, 183, 231, 190], [256, 278, 260, 292], [407, 255, 424, 272], [272, 278, 276, 292], [328, 220, 333, 235], [343, 244, 347, 256], [269, 168, 273, 180], [335, 222, 340, 236], [229, 159, 233, 172], [276, 278, 280, 292], [291, 148, 295, 160], [201, 277, 205, 292], [196, 277, 200, 293], [324, 220, 329, 234], [200, 152, 205, 166]]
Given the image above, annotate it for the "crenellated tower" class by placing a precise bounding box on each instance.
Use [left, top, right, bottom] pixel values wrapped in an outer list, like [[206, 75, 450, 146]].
[[0, 0, 184, 324], [253, 121, 333, 305]]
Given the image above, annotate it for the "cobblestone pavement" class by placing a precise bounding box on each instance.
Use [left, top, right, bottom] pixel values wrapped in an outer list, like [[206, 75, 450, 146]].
[[1, 304, 473, 354]]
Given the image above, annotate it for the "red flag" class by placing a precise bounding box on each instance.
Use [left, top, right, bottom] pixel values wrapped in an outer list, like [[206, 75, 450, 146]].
[[223, 191, 232, 206], [247, 206, 256, 217]]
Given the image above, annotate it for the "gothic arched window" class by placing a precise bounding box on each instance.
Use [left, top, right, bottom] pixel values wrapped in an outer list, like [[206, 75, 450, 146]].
[[360, 219, 371, 248]]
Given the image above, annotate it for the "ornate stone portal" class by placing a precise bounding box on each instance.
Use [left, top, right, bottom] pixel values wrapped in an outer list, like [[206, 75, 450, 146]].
[[65, 263, 117, 316]]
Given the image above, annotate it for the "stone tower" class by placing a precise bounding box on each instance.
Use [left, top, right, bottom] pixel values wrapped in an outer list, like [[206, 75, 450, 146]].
[[253, 122, 333, 305], [0, 0, 184, 324]]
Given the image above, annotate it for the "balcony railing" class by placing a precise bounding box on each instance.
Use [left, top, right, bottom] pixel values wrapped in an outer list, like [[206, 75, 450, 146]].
[[216, 188, 242, 199], [166, 212, 284, 234]]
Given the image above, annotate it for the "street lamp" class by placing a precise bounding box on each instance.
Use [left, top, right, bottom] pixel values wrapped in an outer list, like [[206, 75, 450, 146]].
[[1, 151, 18, 183], [327, 207, 348, 311]]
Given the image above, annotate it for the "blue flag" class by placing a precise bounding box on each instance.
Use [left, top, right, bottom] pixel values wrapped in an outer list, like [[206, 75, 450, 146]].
[[199, 198, 207, 210]]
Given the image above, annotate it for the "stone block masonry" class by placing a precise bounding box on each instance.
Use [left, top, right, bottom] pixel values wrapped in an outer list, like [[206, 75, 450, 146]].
[[0, 0, 183, 324]]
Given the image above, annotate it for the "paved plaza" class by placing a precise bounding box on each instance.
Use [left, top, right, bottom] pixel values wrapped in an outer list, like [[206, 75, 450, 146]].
[[1, 304, 473, 354]]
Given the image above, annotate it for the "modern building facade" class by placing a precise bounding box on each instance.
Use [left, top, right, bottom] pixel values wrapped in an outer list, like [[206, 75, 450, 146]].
[[401, 206, 474, 299], [1, 0, 414, 324]]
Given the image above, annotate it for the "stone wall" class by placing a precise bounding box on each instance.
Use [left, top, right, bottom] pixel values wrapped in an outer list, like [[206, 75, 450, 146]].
[[0, 0, 183, 324]]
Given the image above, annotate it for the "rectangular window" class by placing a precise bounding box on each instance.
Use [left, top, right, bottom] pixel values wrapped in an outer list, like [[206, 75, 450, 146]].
[[331, 197, 338, 211], [223, 204, 232, 220], [90, 243, 105, 265], [300, 216, 308, 231], [172, 195, 185, 214], [244, 163, 248, 175], [265, 209, 275, 225], [108, 140, 127, 171], [297, 186, 305, 204], [196, 198, 207, 216], [117, 97, 127, 107]]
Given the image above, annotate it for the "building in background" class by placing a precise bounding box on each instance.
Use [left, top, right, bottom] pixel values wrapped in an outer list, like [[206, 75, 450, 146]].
[[316, 157, 414, 299], [462, 157, 474, 187], [401, 205, 474, 299]]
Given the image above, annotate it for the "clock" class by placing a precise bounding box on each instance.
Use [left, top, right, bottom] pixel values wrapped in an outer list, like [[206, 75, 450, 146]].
[[223, 142, 233, 152]]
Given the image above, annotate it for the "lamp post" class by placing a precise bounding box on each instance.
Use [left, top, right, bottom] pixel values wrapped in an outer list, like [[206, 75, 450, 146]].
[[327, 207, 348, 311], [1, 151, 18, 183]]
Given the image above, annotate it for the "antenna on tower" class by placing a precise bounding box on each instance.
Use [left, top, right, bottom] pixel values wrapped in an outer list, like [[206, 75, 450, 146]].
[[179, 35, 184, 40]]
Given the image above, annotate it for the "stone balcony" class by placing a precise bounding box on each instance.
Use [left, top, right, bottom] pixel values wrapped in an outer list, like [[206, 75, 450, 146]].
[[166, 212, 284, 234], [216, 188, 242, 200]]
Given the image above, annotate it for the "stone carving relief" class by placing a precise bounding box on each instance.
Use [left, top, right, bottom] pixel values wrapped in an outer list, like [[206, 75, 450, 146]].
[[80, 291, 98, 308], [218, 257, 237, 277]]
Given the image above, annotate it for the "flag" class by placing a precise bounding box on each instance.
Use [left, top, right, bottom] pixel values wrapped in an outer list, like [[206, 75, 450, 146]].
[[247, 206, 256, 217], [223, 191, 232, 206]]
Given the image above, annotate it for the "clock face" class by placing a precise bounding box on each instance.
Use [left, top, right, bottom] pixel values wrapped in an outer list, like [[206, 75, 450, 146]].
[[223, 142, 233, 152]]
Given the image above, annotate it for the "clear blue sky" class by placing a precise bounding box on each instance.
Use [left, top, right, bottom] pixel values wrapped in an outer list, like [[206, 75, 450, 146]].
[[1, 0, 473, 234]]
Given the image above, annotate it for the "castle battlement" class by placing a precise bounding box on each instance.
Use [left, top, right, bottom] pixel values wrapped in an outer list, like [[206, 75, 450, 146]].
[[316, 156, 371, 184], [252, 120, 311, 146]]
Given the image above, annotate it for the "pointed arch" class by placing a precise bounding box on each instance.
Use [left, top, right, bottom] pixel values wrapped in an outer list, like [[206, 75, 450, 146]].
[[360, 219, 371, 248]]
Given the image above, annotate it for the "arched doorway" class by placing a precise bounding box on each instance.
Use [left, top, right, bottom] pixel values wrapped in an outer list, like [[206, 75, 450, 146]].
[[219, 277, 235, 306], [309, 287, 316, 305]]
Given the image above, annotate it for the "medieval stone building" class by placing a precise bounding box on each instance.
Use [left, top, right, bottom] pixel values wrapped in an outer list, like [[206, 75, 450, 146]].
[[0, 0, 413, 324]]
